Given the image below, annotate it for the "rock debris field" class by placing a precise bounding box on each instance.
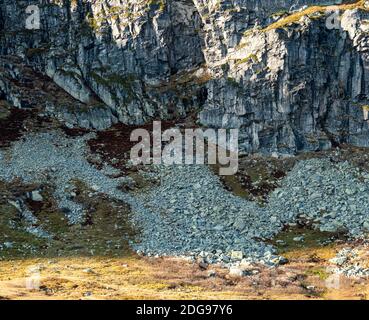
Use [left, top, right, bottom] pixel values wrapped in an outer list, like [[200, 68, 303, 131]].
[[0, 130, 369, 267]]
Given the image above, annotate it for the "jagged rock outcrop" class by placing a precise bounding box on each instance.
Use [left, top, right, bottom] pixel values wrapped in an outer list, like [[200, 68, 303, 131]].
[[200, 7, 369, 153], [1, 0, 207, 127], [0, 0, 368, 154]]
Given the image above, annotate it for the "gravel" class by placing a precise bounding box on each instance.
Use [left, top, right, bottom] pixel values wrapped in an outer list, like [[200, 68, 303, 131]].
[[329, 247, 369, 278], [132, 157, 369, 266], [267, 159, 369, 238], [132, 164, 280, 265], [0, 131, 138, 224], [0, 130, 369, 267]]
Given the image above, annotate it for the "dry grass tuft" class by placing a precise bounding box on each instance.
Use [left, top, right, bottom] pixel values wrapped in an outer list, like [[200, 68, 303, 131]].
[[263, 1, 366, 32]]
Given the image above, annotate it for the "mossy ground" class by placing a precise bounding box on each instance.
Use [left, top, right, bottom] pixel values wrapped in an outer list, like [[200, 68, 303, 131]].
[[271, 226, 346, 259], [0, 179, 136, 260], [0, 101, 11, 120], [210, 155, 294, 203]]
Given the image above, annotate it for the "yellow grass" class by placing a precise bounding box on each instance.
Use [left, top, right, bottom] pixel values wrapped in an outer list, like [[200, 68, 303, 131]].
[[263, 0, 366, 32], [1, 248, 369, 300]]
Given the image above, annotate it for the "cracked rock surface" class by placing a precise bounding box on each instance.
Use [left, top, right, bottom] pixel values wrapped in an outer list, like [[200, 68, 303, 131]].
[[1, 1, 369, 154]]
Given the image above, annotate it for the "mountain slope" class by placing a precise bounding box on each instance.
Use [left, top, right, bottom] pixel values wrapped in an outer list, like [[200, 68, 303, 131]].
[[0, 0, 368, 153]]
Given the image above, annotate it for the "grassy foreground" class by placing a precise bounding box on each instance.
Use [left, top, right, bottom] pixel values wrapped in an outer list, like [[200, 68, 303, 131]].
[[1, 242, 369, 300]]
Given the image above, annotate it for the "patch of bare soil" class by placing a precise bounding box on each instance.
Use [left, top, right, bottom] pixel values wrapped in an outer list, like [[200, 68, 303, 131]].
[[0, 107, 35, 148], [87, 121, 177, 172], [0, 100, 59, 149], [211, 156, 296, 202]]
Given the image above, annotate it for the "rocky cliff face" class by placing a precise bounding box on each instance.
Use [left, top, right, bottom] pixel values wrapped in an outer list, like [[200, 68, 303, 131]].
[[200, 6, 369, 153], [0, 0, 368, 154]]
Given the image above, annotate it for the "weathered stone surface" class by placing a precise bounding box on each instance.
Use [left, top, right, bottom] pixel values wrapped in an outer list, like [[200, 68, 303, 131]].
[[199, 7, 369, 154], [0, 0, 368, 152]]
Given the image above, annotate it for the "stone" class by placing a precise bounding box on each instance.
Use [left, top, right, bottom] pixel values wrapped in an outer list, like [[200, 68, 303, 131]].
[[194, 183, 202, 190], [276, 240, 286, 246], [3, 242, 13, 249], [30, 190, 43, 202], [230, 250, 243, 260], [233, 220, 246, 231], [91, 185, 100, 192], [306, 285, 315, 291], [8, 200, 22, 212], [83, 268, 95, 274], [207, 270, 217, 277], [330, 256, 347, 267], [1, 0, 368, 149], [293, 236, 304, 242], [198, 262, 208, 270], [229, 267, 244, 277], [270, 216, 278, 223], [213, 225, 224, 231], [345, 188, 356, 196], [363, 221, 369, 231]]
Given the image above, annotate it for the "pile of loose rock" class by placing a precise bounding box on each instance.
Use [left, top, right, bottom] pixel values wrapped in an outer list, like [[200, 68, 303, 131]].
[[329, 246, 369, 278], [131, 157, 369, 267], [131, 164, 282, 266], [0, 131, 135, 224], [0, 130, 369, 268], [267, 159, 369, 237]]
